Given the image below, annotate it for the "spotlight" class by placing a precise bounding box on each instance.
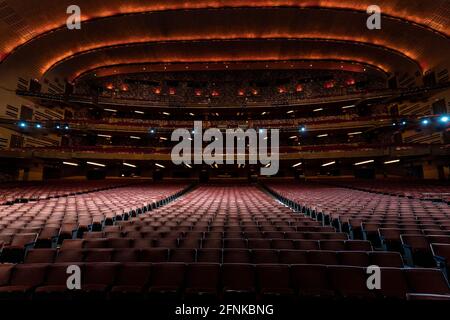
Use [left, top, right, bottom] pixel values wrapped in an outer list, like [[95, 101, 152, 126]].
[[401, 121, 407, 126], [64, 125, 69, 130], [149, 128, 156, 134], [18, 122, 27, 128], [299, 126, 306, 133], [439, 115, 449, 123], [35, 123, 42, 129], [421, 119, 430, 126], [56, 125, 61, 129]]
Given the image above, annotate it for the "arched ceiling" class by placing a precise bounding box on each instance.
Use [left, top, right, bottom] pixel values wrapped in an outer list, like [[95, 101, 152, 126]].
[[0, 1, 449, 88]]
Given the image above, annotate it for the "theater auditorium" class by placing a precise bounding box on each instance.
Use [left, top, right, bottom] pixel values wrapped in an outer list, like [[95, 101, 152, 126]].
[[0, 0, 450, 314]]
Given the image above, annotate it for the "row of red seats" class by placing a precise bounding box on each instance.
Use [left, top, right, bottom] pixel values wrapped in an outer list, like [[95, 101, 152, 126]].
[[66, 238, 372, 251], [23, 248, 402, 267], [0, 263, 448, 301]]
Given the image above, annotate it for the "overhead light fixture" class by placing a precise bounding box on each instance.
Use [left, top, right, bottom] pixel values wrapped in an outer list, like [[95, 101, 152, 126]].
[[317, 134, 329, 138], [63, 161, 79, 167], [348, 132, 363, 136], [322, 161, 336, 167], [162, 112, 170, 116], [87, 161, 106, 167], [292, 162, 302, 168], [123, 162, 137, 168], [189, 113, 195, 116], [134, 110, 145, 114], [342, 105, 356, 109], [313, 108, 323, 112], [289, 136, 298, 139], [261, 112, 267, 115], [354, 160, 375, 166], [104, 108, 117, 112], [159, 137, 168, 141], [439, 115, 449, 123], [384, 159, 400, 164], [98, 134, 112, 138], [155, 163, 165, 168], [287, 110, 294, 114], [130, 136, 141, 140]]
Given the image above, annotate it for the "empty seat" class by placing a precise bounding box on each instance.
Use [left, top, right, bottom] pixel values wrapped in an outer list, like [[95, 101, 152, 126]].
[[0, 264, 47, 299], [196, 249, 222, 263], [307, 251, 339, 265], [431, 243, 450, 276], [60, 239, 84, 250], [290, 264, 333, 297], [271, 239, 295, 250], [345, 240, 373, 251], [111, 263, 151, 297], [222, 264, 256, 300], [84, 239, 108, 249], [329, 266, 376, 299], [278, 250, 307, 264], [295, 240, 320, 250], [338, 251, 370, 267], [369, 252, 404, 268], [404, 269, 450, 296], [79, 263, 118, 298], [24, 249, 56, 264], [251, 249, 279, 264], [140, 249, 169, 263], [112, 249, 140, 262], [401, 235, 435, 267], [84, 249, 113, 262], [55, 249, 84, 263], [224, 238, 247, 249], [185, 264, 220, 298], [149, 263, 185, 295], [169, 249, 196, 263], [223, 249, 251, 264], [320, 240, 346, 251], [256, 265, 293, 297], [248, 239, 271, 249], [378, 267, 408, 299]]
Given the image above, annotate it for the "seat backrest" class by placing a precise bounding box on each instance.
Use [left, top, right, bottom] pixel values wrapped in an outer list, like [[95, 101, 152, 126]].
[[222, 264, 255, 291], [404, 269, 450, 295], [186, 264, 220, 290], [114, 263, 151, 286], [0, 264, 14, 286], [11, 233, 38, 246], [10, 264, 47, 286]]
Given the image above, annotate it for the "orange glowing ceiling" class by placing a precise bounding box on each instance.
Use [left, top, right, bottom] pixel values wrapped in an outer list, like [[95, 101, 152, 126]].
[[0, 1, 448, 85]]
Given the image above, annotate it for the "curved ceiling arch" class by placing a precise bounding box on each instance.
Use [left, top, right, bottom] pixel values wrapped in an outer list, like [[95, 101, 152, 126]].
[[1, 7, 446, 84], [45, 38, 420, 77], [0, 0, 449, 61], [42, 39, 419, 81], [75, 60, 387, 82]]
